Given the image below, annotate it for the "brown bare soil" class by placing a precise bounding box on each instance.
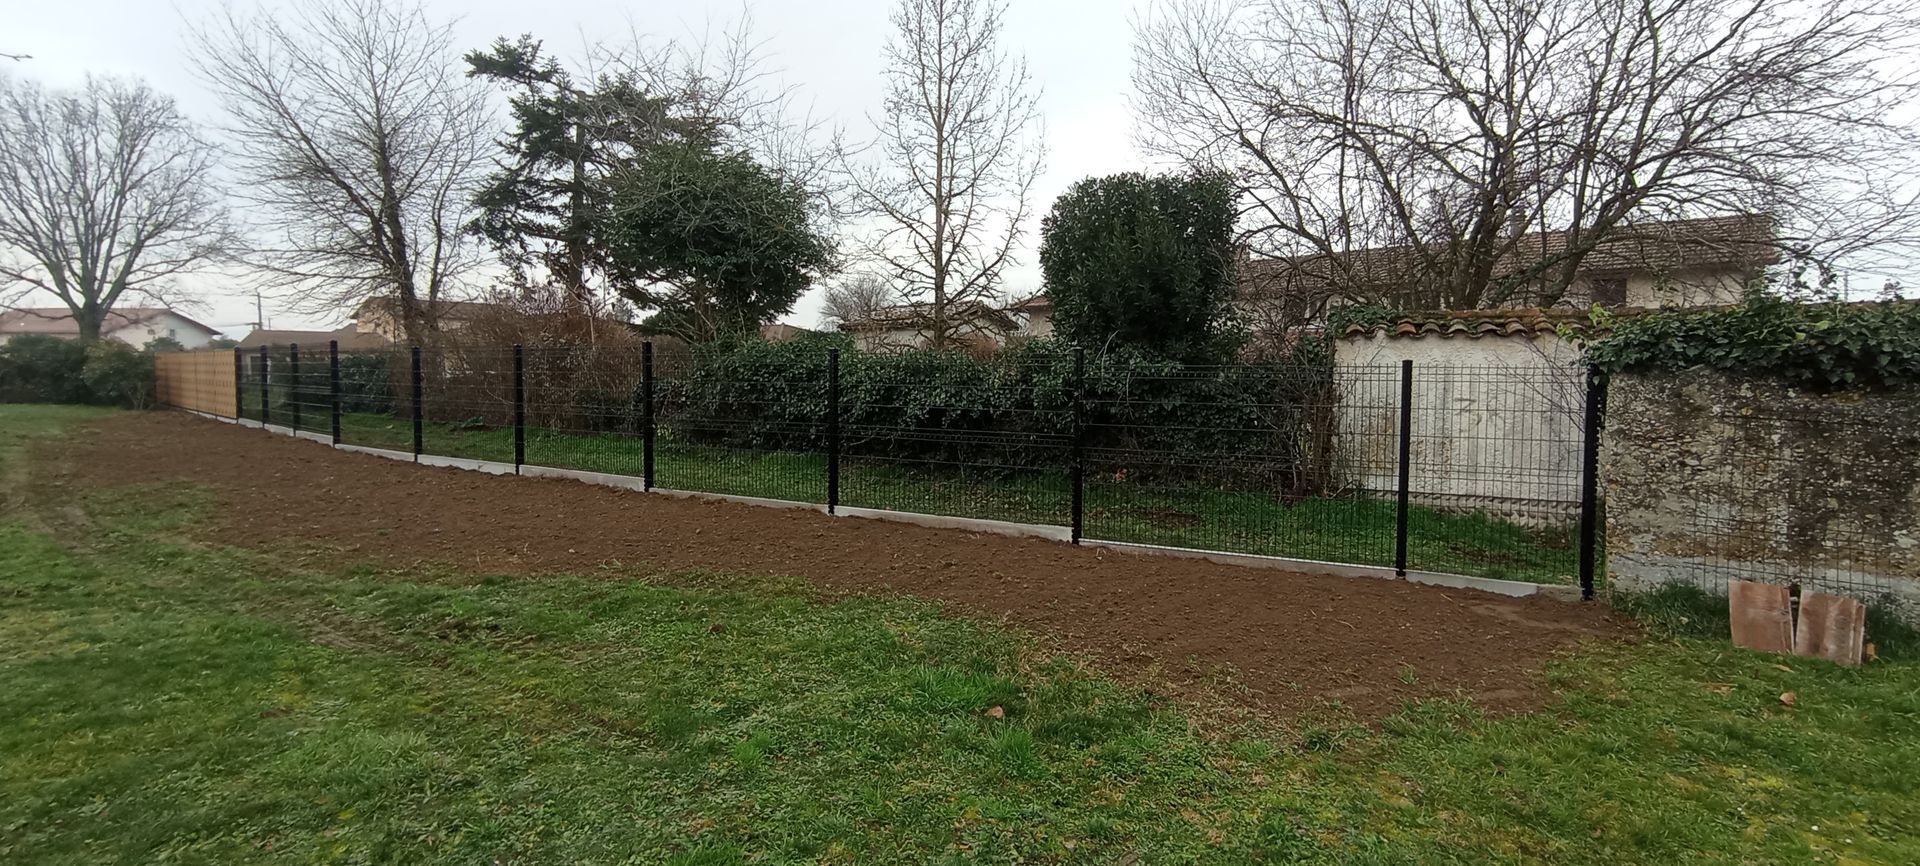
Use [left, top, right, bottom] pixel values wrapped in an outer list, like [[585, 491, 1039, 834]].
[[44, 412, 1631, 718]]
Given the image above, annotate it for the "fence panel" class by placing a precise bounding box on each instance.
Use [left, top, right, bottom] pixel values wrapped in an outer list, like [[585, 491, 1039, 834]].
[[331, 347, 412, 452], [415, 345, 517, 464], [653, 343, 830, 502], [1396, 364, 1587, 584], [518, 342, 651, 478], [1082, 360, 1402, 568], [153, 350, 237, 417], [836, 350, 1072, 525]]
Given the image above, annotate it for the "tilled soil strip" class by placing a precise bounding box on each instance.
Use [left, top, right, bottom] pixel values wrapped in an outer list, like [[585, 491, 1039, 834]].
[[45, 412, 1631, 718]]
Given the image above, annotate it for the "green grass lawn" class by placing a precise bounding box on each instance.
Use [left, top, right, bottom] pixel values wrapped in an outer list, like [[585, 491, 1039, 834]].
[[323, 411, 1577, 584], [4, 404, 1920, 863]]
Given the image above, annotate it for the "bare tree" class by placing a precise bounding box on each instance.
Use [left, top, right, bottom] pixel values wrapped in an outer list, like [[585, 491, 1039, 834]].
[[820, 271, 900, 330], [591, 9, 844, 234], [1134, 0, 1920, 310], [190, 0, 493, 345], [0, 74, 228, 341], [840, 0, 1045, 350]]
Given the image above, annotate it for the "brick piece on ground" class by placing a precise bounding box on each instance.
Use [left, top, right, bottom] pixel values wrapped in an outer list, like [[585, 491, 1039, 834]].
[[1793, 591, 1866, 666], [1729, 580, 1793, 654]]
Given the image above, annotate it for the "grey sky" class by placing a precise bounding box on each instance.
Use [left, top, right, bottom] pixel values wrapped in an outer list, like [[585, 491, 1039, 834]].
[[8, 0, 1148, 337]]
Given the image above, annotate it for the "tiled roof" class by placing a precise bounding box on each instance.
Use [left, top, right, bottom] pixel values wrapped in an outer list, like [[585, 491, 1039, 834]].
[[1337, 307, 1647, 340], [0, 306, 220, 337], [236, 326, 393, 350], [842, 301, 1017, 333], [1242, 214, 1778, 299]]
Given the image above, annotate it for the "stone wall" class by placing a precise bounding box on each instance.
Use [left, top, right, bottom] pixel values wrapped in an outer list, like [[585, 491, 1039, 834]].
[[1603, 371, 1920, 619]]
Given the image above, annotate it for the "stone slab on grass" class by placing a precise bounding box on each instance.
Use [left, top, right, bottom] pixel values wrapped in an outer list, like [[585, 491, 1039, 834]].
[[1793, 591, 1867, 666], [1729, 580, 1794, 654]]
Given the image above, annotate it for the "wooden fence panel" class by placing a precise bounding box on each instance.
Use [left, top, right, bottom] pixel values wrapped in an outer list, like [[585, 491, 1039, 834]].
[[154, 350, 236, 417]]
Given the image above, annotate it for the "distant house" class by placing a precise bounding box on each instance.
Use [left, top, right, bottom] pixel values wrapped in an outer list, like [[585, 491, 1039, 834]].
[[1006, 294, 1054, 338], [351, 297, 506, 341], [842, 302, 1020, 354], [759, 322, 815, 343], [0, 307, 221, 349], [236, 325, 392, 351], [1239, 214, 1778, 329]]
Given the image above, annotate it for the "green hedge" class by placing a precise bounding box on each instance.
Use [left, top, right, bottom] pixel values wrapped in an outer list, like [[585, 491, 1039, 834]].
[[665, 336, 1339, 492], [0, 335, 155, 408], [1587, 297, 1920, 389]]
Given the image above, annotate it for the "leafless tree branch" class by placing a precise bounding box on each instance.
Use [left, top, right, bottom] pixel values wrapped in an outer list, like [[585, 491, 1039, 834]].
[[0, 73, 229, 340]]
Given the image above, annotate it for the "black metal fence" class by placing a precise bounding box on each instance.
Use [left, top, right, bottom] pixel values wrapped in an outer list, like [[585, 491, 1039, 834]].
[[228, 340, 1605, 596]]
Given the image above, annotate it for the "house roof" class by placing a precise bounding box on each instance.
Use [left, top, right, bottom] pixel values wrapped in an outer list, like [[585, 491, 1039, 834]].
[[759, 322, 814, 342], [0, 306, 220, 338], [236, 326, 393, 350], [1007, 294, 1052, 313], [1337, 307, 1653, 340], [1242, 214, 1778, 299], [841, 301, 1018, 333]]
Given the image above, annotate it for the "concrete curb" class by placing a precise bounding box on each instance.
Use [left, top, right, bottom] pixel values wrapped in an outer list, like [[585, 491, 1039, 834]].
[[1082, 538, 1577, 599]]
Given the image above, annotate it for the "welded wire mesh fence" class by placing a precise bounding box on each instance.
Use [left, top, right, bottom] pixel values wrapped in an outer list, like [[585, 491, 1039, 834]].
[[211, 340, 1604, 591]]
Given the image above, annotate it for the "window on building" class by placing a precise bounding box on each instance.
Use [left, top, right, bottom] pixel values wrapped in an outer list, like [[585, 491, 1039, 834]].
[[1590, 277, 1628, 306]]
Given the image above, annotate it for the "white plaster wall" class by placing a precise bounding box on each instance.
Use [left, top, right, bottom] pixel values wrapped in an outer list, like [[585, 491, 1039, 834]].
[[107, 311, 215, 349], [1333, 333, 1588, 521]]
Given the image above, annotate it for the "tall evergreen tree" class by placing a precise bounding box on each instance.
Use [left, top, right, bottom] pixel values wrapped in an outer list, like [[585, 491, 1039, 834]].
[[465, 36, 690, 312]]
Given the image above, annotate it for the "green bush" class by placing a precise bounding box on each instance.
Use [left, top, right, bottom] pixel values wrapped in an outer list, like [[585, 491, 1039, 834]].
[[1587, 296, 1920, 389], [1039, 170, 1242, 363], [1, 334, 156, 408], [0, 335, 91, 404], [79, 341, 155, 409], [665, 336, 1338, 493]]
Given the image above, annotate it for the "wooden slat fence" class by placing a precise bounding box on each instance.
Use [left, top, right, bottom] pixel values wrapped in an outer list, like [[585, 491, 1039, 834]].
[[154, 350, 236, 418]]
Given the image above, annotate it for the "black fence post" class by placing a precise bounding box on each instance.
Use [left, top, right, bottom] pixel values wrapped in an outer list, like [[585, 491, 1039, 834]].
[[513, 344, 525, 472], [410, 346, 423, 460], [257, 345, 270, 427], [1578, 365, 1609, 601], [827, 348, 841, 514], [288, 344, 301, 432], [232, 347, 243, 420], [329, 340, 341, 445], [1395, 359, 1413, 576], [641, 341, 655, 491], [1071, 346, 1086, 544]]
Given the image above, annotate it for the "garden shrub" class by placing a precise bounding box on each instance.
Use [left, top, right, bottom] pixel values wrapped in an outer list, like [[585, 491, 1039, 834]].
[[664, 335, 1339, 493], [79, 341, 155, 409], [0, 335, 90, 404], [0, 334, 156, 408]]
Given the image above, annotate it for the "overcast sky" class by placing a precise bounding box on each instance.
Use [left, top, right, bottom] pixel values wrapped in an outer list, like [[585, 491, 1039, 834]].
[[8, 0, 1149, 337]]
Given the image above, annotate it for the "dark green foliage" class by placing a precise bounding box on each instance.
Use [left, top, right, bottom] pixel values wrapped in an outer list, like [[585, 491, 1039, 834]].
[[1587, 296, 1920, 389], [0, 335, 152, 408], [665, 338, 1337, 493], [1039, 171, 1241, 362], [606, 144, 834, 342], [0, 336, 90, 404], [77, 342, 155, 409]]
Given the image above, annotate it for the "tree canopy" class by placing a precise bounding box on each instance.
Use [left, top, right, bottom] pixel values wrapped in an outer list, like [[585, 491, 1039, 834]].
[[606, 143, 834, 342], [1039, 171, 1240, 362]]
